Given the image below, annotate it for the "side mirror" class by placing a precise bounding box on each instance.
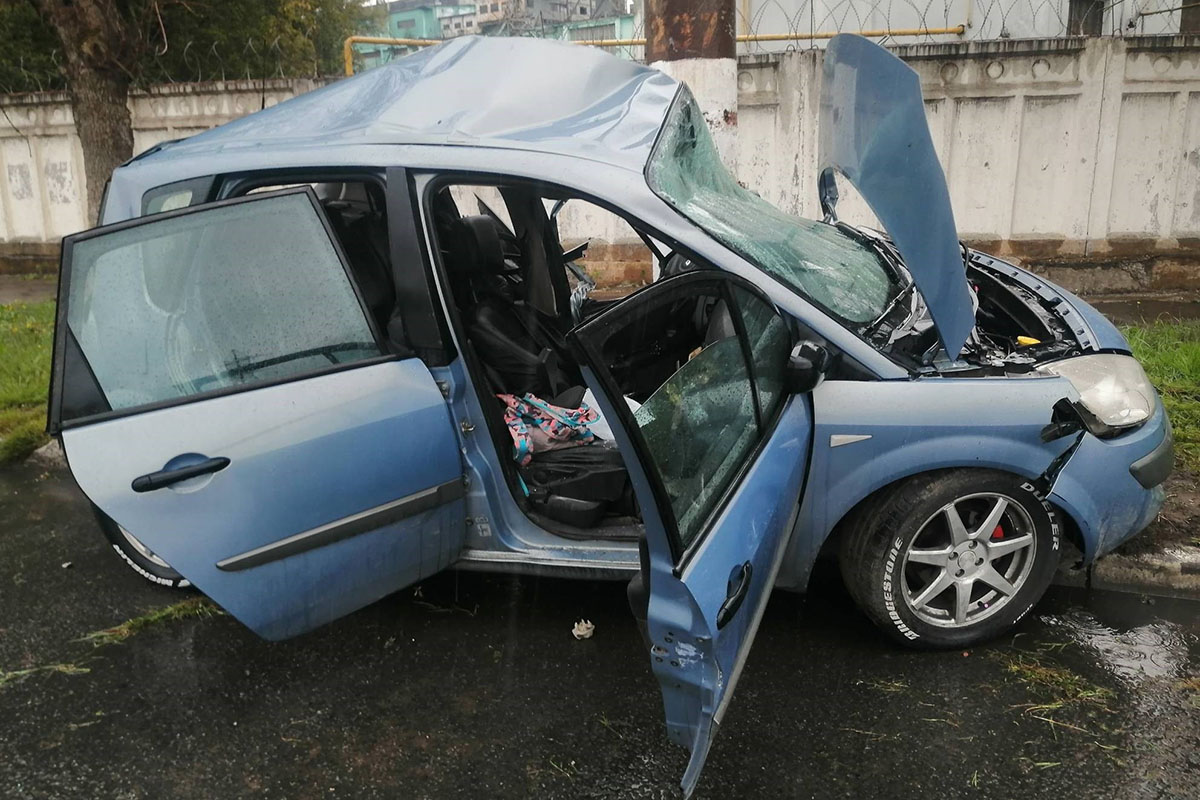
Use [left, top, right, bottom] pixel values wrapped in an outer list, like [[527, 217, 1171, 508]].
[[785, 341, 830, 394]]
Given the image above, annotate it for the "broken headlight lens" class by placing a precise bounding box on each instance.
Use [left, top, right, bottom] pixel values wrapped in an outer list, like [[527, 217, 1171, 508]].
[[1035, 354, 1156, 432]]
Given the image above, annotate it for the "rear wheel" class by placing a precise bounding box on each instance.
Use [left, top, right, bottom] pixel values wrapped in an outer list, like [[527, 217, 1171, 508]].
[[839, 470, 1060, 649], [92, 506, 190, 589]]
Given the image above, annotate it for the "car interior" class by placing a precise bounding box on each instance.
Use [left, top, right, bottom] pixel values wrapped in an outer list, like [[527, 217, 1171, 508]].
[[227, 177, 759, 540], [427, 182, 752, 538]]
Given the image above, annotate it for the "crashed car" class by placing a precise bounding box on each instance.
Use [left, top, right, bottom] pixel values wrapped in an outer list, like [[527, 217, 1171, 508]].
[[48, 34, 1171, 794]]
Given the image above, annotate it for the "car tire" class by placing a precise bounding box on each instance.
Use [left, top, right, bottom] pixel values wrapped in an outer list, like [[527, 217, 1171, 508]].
[[839, 470, 1060, 650], [92, 505, 191, 589]]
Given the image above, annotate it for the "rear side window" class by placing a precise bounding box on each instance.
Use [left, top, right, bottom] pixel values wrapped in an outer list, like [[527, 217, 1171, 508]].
[[141, 177, 215, 216], [61, 189, 380, 418]]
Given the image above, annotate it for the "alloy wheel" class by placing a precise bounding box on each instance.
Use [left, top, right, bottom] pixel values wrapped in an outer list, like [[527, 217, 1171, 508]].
[[900, 492, 1037, 628], [119, 525, 174, 570]]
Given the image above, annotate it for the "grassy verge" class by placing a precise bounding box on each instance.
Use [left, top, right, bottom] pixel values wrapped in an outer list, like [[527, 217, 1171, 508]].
[[0, 300, 54, 464], [1123, 320, 1200, 472]]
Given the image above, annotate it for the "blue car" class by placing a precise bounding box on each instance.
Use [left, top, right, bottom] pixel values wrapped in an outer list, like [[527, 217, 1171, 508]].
[[48, 34, 1171, 794]]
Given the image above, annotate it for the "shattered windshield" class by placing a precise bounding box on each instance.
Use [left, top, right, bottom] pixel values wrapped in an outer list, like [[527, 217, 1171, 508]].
[[646, 90, 898, 324]]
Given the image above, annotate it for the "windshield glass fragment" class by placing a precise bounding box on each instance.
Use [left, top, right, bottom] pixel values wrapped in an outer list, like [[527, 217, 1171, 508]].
[[646, 90, 899, 325]]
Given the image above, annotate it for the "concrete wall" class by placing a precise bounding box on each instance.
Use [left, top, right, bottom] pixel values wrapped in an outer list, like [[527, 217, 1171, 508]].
[[0, 79, 323, 272], [4, 39, 1200, 292], [736, 35, 1200, 291]]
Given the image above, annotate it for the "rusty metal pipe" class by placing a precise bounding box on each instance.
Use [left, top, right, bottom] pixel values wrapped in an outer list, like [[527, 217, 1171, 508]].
[[645, 0, 736, 62], [343, 36, 441, 75]]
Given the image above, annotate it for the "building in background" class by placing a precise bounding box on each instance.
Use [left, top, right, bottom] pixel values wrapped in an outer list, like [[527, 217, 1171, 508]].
[[357, 2, 478, 68]]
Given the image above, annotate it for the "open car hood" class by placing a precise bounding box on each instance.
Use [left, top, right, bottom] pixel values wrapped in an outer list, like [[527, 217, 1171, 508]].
[[819, 34, 974, 360]]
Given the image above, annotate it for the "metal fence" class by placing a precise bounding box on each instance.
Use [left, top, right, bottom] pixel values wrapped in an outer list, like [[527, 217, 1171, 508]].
[[735, 0, 1184, 48]]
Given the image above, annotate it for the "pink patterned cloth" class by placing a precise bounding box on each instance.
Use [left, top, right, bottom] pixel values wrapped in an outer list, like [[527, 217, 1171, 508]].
[[498, 393, 599, 466]]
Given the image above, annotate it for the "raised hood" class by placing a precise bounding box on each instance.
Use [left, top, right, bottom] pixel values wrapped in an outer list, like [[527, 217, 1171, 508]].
[[819, 34, 974, 360]]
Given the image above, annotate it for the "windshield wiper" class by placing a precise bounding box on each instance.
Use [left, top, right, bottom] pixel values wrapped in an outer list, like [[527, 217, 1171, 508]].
[[833, 221, 916, 338], [862, 282, 916, 338]]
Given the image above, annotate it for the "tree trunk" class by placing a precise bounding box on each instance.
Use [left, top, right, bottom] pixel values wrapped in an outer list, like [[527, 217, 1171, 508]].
[[65, 63, 133, 224], [31, 0, 135, 224]]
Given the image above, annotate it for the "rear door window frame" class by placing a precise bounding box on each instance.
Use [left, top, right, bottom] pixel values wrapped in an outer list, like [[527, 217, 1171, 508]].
[[49, 186, 395, 434]]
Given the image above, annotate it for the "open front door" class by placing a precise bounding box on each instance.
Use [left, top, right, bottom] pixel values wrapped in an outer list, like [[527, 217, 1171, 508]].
[[569, 271, 814, 796], [50, 188, 466, 640]]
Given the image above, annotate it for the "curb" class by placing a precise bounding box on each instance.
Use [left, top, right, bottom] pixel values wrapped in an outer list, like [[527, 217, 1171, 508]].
[[1053, 546, 1200, 600], [1089, 548, 1200, 599]]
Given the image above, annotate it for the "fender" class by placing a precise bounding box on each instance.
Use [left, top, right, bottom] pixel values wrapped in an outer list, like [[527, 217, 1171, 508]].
[[777, 376, 1081, 591]]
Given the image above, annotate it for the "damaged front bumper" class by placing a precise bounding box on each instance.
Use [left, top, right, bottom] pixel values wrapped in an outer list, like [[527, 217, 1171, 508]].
[[1047, 397, 1172, 562]]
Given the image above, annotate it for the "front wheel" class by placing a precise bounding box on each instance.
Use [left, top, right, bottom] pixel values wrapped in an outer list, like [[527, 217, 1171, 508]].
[[92, 506, 190, 589], [839, 470, 1060, 649]]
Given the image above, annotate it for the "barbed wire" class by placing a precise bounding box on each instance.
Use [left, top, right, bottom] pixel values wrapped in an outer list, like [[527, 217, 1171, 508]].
[[731, 0, 1181, 48], [1, 34, 302, 95]]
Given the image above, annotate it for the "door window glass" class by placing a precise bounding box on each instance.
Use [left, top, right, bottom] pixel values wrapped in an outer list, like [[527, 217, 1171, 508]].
[[634, 329, 758, 549], [579, 276, 796, 554], [735, 288, 790, 423], [580, 280, 756, 550], [66, 190, 380, 414]]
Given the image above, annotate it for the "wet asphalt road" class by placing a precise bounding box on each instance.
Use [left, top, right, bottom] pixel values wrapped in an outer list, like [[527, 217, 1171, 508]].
[[1, 463, 1199, 800]]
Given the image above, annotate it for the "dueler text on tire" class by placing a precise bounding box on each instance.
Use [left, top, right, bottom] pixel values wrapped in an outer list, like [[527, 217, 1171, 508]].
[[92, 505, 191, 589]]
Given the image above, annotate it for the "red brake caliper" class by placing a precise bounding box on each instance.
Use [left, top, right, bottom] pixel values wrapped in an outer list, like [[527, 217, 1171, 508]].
[[991, 525, 1005, 540]]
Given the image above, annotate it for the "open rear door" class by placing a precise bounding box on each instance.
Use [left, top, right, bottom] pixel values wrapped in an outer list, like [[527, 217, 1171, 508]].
[[50, 188, 466, 640], [569, 271, 814, 796]]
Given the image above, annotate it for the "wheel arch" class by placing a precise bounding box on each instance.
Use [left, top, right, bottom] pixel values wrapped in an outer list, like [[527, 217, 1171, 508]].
[[776, 378, 1094, 593], [779, 448, 1080, 593]]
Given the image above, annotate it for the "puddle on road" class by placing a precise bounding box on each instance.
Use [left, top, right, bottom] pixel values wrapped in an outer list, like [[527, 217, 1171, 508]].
[[1045, 611, 1194, 682], [1036, 588, 1199, 684]]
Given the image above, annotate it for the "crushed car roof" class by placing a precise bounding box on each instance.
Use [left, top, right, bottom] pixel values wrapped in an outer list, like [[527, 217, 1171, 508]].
[[140, 36, 680, 172]]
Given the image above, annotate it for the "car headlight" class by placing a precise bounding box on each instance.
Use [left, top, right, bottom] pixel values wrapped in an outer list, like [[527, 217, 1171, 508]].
[[1035, 354, 1156, 433]]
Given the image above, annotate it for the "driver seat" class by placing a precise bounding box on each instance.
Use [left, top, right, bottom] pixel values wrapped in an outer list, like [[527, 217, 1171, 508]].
[[447, 215, 580, 399]]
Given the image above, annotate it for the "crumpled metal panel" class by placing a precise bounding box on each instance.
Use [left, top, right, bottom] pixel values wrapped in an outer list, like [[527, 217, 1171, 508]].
[[146, 36, 679, 173], [819, 34, 975, 360]]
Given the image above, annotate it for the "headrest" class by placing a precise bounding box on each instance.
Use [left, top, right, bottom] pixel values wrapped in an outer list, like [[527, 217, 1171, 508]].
[[446, 215, 506, 276]]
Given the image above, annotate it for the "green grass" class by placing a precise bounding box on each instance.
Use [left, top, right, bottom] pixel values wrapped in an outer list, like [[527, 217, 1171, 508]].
[[0, 300, 54, 464], [77, 597, 223, 647], [1123, 320, 1200, 472]]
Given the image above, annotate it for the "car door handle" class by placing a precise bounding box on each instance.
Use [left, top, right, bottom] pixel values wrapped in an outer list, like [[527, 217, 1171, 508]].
[[131, 457, 230, 493], [716, 561, 753, 630]]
